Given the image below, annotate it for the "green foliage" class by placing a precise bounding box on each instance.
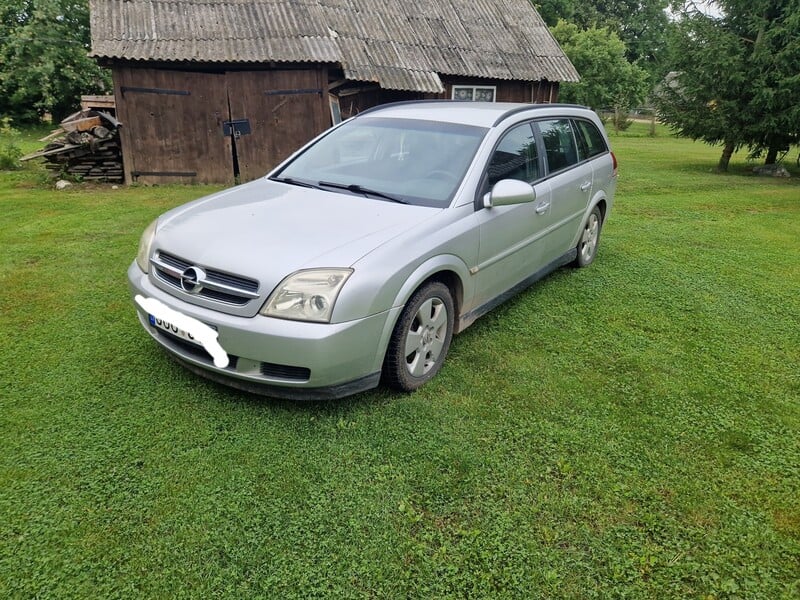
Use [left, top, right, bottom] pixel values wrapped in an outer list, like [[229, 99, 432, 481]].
[[551, 20, 650, 112], [0, 117, 23, 170], [655, 14, 747, 149], [536, 0, 674, 80], [611, 110, 634, 131], [656, 0, 800, 166], [1, 128, 799, 597], [0, 0, 111, 122]]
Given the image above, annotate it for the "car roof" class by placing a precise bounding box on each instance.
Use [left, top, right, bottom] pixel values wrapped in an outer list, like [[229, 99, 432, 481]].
[[355, 100, 594, 128]]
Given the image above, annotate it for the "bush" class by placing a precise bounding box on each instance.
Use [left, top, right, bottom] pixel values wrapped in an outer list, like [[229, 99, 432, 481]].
[[0, 117, 23, 170], [611, 109, 634, 132]]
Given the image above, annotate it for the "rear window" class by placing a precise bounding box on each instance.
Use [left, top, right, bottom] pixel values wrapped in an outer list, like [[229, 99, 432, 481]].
[[539, 119, 579, 173], [574, 119, 608, 160]]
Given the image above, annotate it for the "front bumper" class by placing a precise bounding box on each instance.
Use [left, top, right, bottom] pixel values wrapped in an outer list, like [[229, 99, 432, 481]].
[[128, 263, 400, 399]]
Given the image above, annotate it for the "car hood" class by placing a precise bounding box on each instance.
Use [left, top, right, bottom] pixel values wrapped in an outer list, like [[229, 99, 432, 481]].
[[154, 178, 437, 289]]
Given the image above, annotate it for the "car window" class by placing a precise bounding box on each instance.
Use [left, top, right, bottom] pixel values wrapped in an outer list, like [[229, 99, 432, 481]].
[[337, 128, 380, 162], [275, 117, 487, 207], [487, 123, 539, 186], [574, 119, 608, 160], [539, 119, 579, 173]]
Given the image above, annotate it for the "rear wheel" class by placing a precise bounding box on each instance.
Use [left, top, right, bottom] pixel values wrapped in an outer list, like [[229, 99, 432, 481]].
[[383, 281, 454, 392], [574, 206, 603, 267]]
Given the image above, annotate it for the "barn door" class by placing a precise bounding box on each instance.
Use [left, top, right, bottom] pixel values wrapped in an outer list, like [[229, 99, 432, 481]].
[[115, 67, 328, 184], [225, 70, 329, 182], [114, 67, 234, 185]]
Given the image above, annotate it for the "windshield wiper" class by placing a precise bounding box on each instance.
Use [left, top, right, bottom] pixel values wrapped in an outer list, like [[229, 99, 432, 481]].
[[270, 176, 322, 190], [318, 181, 407, 204]]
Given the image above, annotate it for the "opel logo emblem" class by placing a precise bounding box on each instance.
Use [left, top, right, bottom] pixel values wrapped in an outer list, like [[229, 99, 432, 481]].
[[180, 266, 206, 294]]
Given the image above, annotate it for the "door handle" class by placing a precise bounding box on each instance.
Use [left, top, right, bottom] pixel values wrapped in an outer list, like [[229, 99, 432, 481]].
[[535, 202, 550, 214], [580, 182, 591, 192]]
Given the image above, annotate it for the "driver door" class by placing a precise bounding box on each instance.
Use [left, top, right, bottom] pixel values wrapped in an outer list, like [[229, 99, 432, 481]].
[[473, 122, 552, 309]]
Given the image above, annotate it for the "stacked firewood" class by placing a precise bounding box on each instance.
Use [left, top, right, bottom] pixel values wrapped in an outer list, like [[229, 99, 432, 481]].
[[22, 110, 124, 183]]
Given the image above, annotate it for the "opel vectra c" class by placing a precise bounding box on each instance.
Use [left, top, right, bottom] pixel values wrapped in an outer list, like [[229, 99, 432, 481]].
[[129, 101, 617, 399]]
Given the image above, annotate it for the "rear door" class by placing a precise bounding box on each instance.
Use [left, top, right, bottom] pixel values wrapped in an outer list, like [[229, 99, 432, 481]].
[[535, 118, 593, 262], [573, 117, 615, 204]]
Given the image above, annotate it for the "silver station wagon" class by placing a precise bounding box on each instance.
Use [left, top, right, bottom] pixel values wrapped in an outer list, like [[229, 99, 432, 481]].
[[129, 101, 617, 399]]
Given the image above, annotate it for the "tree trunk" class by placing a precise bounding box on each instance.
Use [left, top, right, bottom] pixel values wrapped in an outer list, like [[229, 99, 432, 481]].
[[765, 146, 779, 165], [717, 140, 735, 172]]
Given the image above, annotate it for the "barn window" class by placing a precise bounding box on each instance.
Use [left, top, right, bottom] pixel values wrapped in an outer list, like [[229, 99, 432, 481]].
[[452, 85, 496, 102]]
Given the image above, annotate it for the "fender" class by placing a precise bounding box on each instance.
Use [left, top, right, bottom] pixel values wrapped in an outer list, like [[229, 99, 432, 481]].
[[368, 254, 473, 374], [569, 192, 608, 249]]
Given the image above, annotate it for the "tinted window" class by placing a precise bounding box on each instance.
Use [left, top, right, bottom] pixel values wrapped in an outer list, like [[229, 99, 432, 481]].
[[539, 119, 579, 173], [487, 123, 539, 186], [574, 120, 608, 159]]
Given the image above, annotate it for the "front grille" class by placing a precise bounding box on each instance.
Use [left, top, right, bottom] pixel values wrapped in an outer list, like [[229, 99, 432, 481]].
[[152, 251, 260, 306], [260, 362, 311, 382]]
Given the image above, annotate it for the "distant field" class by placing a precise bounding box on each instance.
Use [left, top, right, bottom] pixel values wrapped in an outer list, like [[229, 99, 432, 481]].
[[1, 123, 798, 598]]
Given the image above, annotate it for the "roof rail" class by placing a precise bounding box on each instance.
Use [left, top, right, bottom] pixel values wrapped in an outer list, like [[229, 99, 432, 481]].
[[353, 99, 592, 126], [491, 103, 591, 126]]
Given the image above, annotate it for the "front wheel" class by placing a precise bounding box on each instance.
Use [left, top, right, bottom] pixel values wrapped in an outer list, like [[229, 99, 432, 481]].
[[573, 206, 603, 268], [383, 281, 454, 392]]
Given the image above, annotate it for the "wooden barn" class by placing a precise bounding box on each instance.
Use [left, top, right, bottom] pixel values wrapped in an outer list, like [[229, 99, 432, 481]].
[[89, 0, 579, 185]]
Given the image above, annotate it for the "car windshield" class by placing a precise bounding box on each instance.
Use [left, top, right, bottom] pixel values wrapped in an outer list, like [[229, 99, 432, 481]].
[[273, 117, 488, 207]]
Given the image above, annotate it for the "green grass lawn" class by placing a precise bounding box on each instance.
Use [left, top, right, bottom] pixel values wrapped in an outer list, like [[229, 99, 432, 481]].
[[1, 124, 798, 598]]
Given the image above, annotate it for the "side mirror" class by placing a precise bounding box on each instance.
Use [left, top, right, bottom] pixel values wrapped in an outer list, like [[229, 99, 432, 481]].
[[483, 179, 536, 209]]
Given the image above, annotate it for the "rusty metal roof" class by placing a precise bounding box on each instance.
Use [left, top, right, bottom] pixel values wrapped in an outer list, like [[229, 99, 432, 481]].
[[89, 0, 579, 92]]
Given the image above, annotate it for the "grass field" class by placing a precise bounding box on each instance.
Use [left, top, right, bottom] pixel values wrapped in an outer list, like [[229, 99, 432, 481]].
[[1, 123, 798, 598]]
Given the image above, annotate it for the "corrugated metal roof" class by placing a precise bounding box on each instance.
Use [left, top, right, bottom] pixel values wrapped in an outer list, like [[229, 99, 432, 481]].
[[89, 0, 579, 91]]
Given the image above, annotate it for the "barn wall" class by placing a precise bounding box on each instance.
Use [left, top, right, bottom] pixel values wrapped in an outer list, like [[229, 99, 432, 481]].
[[111, 61, 563, 184], [226, 69, 329, 182], [336, 88, 438, 120], [112, 64, 329, 185], [336, 78, 560, 119], [113, 67, 232, 185], [440, 77, 560, 103]]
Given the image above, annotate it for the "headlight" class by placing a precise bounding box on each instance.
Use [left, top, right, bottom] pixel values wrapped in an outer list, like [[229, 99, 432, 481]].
[[135, 219, 158, 273], [260, 268, 353, 323]]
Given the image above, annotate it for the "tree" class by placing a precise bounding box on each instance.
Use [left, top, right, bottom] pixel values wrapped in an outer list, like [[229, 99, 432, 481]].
[[655, 1, 800, 170], [593, 1, 671, 66], [729, 0, 800, 164], [654, 13, 749, 171], [0, 0, 110, 122], [536, 0, 673, 80], [551, 20, 650, 114]]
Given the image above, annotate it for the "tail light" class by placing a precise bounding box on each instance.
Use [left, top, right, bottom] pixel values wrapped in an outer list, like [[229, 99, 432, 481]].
[[611, 151, 618, 177]]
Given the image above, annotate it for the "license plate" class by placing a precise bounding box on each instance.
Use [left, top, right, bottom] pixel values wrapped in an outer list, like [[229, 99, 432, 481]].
[[138, 294, 229, 369], [149, 314, 203, 346]]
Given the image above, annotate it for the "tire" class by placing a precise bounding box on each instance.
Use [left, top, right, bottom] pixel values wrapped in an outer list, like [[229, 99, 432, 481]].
[[383, 281, 455, 392], [573, 206, 603, 268]]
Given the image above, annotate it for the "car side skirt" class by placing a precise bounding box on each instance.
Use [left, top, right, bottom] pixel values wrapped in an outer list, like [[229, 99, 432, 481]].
[[457, 248, 577, 332]]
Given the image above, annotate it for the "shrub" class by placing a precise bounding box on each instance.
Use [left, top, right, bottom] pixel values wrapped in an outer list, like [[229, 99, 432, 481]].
[[0, 117, 23, 170]]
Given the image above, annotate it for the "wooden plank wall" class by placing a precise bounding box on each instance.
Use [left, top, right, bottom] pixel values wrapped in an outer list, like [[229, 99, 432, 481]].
[[441, 79, 560, 103], [339, 78, 560, 119], [228, 69, 329, 182], [112, 64, 560, 184], [113, 67, 233, 185], [112, 66, 330, 185]]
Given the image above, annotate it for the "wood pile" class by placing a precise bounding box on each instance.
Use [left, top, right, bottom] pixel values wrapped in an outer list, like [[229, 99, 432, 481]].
[[22, 109, 124, 183]]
